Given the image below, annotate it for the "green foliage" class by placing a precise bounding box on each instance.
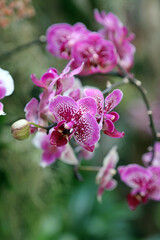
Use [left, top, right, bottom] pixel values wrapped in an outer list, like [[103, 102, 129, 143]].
[[1, 0, 160, 239]]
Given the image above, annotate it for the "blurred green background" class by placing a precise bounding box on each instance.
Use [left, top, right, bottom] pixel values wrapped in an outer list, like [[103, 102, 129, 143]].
[[0, 0, 160, 239]]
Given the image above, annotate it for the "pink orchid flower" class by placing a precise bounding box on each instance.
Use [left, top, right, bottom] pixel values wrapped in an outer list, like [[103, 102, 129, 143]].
[[31, 59, 83, 95], [32, 132, 78, 167], [142, 142, 160, 166], [71, 32, 118, 75], [118, 164, 160, 210], [96, 146, 119, 201], [84, 88, 124, 138], [0, 68, 14, 115], [49, 95, 100, 152], [46, 22, 89, 59], [94, 9, 135, 70], [32, 131, 65, 167]]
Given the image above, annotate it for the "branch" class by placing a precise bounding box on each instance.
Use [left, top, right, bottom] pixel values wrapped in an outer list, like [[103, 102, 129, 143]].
[[0, 35, 46, 62], [102, 64, 158, 164]]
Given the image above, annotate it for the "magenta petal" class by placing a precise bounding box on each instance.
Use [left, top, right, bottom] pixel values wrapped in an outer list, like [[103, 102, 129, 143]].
[[147, 167, 160, 200], [77, 97, 97, 116], [104, 127, 125, 138], [49, 95, 78, 122], [50, 130, 68, 147], [41, 72, 57, 86], [127, 193, 146, 211], [103, 119, 114, 133], [109, 111, 120, 122], [0, 86, 6, 100], [84, 88, 104, 116], [118, 164, 152, 189], [41, 151, 58, 166], [105, 89, 123, 112], [74, 113, 100, 150], [24, 97, 39, 123], [31, 74, 47, 89]]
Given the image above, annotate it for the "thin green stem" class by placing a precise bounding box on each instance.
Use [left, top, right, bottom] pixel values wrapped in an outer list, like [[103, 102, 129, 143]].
[[117, 64, 157, 143], [102, 78, 129, 94], [0, 35, 46, 62], [78, 166, 100, 172], [29, 122, 57, 134]]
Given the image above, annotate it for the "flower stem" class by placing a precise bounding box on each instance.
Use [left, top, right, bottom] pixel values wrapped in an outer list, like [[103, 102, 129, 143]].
[[102, 64, 158, 164], [78, 166, 100, 171], [29, 122, 57, 134], [0, 35, 46, 62]]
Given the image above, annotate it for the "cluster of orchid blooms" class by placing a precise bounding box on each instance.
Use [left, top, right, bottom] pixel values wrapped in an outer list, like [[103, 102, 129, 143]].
[[1, 9, 160, 211]]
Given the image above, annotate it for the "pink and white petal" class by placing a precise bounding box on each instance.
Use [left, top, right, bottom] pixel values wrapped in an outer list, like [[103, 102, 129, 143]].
[[60, 76, 74, 93], [103, 145, 119, 168], [32, 131, 45, 149], [24, 98, 39, 123], [105, 179, 117, 190], [0, 102, 5, 115], [105, 89, 123, 112], [0, 86, 6, 99], [49, 95, 78, 122], [0, 68, 14, 96], [69, 88, 81, 101], [77, 97, 97, 116], [84, 88, 104, 116], [40, 151, 58, 167], [147, 167, 160, 200], [142, 152, 152, 166], [118, 164, 152, 189], [74, 113, 100, 149], [60, 144, 78, 165]]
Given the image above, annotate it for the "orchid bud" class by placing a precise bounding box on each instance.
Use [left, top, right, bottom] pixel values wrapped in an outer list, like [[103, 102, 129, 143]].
[[11, 119, 30, 140]]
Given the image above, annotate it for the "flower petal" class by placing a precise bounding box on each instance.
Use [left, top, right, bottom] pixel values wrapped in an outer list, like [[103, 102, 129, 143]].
[[50, 130, 68, 147], [49, 95, 78, 122], [105, 89, 123, 112], [74, 113, 100, 150], [60, 144, 78, 165], [84, 88, 104, 117], [0, 102, 5, 115], [0, 68, 14, 96], [77, 97, 97, 116], [0, 86, 6, 100], [118, 164, 152, 189]]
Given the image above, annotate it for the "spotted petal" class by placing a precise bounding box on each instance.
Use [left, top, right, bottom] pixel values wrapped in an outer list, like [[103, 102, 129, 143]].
[[105, 89, 123, 113], [49, 95, 78, 122], [74, 113, 100, 151], [84, 88, 104, 117], [77, 97, 97, 116]]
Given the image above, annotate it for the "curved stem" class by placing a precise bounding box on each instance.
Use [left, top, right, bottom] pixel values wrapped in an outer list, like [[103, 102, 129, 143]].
[[0, 35, 46, 62], [102, 78, 129, 94], [29, 122, 57, 134], [102, 64, 158, 164], [117, 64, 157, 142]]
